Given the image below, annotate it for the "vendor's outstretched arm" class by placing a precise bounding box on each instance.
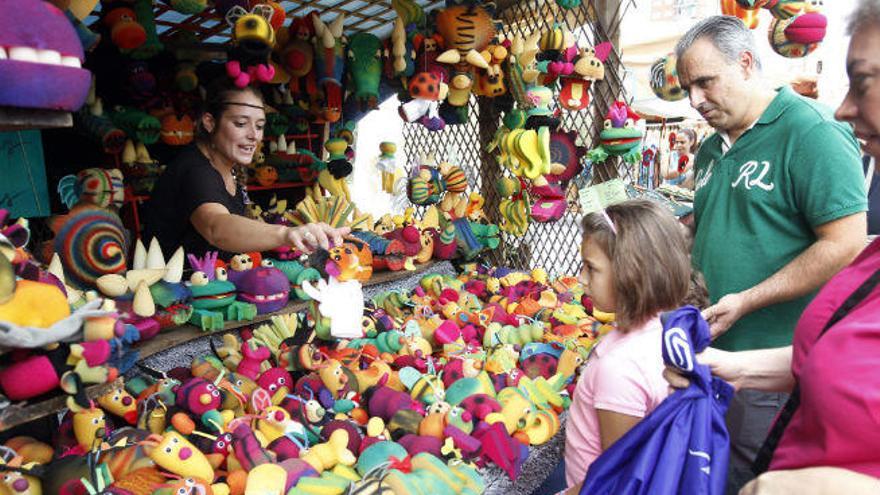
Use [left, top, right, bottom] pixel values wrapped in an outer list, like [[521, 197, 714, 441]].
[[703, 213, 866, 337], [740, 467, 880, 495], [191, 203, 348, 253]]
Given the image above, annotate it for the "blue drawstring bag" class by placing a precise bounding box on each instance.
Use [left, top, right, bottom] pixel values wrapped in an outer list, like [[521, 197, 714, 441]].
[[580, 306, 734, 495]]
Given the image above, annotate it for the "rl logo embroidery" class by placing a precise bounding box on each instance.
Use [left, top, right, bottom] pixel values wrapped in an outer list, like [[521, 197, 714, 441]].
[[732, 160, 776, 191]]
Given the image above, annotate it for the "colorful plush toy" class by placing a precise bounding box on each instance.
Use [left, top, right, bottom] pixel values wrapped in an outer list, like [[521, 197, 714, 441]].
[[186, 252, 258, 331], [559, 42, 612, 111], [226, 253, 290, 314], [767, 0, 827, 58], [435, 4, 495, 110], [311, 13, 346, 123], [346, 32, 383, 110], [586, 101, 643, 165], [225, 4, 276, 87], [650, 53, 687, 102], [721, 0, 761, 28], [0, 0, 91, 111]]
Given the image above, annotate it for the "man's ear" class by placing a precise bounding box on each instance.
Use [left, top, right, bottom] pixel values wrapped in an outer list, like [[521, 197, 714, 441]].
[[739, 50, 757, 78], [201, 113, 216, 135]]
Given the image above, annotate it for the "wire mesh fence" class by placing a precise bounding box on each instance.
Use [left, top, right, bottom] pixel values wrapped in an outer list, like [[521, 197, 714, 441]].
[[403, 0, 633, 277]]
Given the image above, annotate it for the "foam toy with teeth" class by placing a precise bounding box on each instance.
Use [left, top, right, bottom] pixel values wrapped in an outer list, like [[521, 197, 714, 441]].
[[226, 253, 290, 314], [559, 42, 611, 111], [186, 251, 258, 331], [587, 100, 643, 165], [224, 4, 276, 87], [0, 0, 91, 112]]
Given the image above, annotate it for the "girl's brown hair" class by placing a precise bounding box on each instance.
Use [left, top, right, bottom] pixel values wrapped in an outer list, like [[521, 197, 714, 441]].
[[678, 128, 698, 153], [582, 199, 691, 330]]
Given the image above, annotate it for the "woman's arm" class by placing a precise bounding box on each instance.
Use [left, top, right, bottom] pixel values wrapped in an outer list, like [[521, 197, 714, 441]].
[[740, 467, 880, 495], [665, 346, 794, 393], [191, 203, 347, 253]]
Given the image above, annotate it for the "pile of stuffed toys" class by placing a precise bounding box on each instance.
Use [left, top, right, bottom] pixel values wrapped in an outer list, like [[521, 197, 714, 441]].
[[1, 222, 615, 493]]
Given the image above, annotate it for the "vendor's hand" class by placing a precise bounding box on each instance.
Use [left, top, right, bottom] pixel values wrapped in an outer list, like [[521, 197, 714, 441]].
[[702, 292, 748, 338], [662, 347, 746, 391], [287, 223, 351, 253]]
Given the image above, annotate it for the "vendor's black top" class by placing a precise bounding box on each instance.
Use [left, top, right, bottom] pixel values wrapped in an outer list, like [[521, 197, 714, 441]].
[[143, 144, 244, 260]]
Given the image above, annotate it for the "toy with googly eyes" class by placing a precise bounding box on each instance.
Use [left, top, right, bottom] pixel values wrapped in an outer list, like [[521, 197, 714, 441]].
[[185, 252, 257, 331], [163, 477, 215, 495], [225, 253, 291, 314], [586, 100, 643, 165], [256, 366, 293, 404]]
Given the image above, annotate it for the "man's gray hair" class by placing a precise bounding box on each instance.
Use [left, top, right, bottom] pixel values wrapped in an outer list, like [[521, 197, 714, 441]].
[[675, 15, 761, 71], [848, 0, 880, 35]]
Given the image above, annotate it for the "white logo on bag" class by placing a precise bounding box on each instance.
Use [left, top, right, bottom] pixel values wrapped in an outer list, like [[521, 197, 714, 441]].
[[732, 160, 775, 191], [664, 327, 694, 372], [688, 449, 712, 475]]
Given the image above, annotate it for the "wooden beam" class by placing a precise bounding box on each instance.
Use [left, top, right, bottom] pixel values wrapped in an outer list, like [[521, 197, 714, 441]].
[[0, 106, 72, 131]]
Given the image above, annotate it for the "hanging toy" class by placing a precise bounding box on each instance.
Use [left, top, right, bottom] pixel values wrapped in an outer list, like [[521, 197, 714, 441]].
[[587, 101, 643, 165], [767, 1, 827, 58], [311, 13, 346, 123], [435, 4, 496, 109], [321, 137, 353, 199], [650, 53, 687, 102], [346, 32, 383, 111], [102, 3, 147, 51], [496, 177, 529, 236], [721, 0, 761, 28], [377, 142, 398, 194], [559, 41, 612, 111], [225, 4, 276, 88], [57, 168, 125, 211]]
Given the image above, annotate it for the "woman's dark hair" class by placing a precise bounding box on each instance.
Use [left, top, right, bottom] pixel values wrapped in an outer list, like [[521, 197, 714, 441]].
[[196, 79, 264, 206]]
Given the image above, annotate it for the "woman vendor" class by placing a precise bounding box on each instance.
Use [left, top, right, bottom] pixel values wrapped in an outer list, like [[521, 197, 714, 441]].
[[143, 80, 347, 258]]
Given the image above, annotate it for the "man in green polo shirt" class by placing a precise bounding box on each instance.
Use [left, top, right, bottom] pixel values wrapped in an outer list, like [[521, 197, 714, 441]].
[[675, 16, 868, 494]]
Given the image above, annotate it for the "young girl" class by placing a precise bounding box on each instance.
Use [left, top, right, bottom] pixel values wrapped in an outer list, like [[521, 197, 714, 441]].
[[563, 199, 692, 492]]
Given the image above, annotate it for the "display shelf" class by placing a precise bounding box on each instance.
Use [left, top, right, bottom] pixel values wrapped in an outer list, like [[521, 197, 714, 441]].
[[133, 260, 438, 361], [0, 377, 123, 433], [0, 106, 72, 131]]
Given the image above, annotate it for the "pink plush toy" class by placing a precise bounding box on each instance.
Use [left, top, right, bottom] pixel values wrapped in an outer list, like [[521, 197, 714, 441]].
[[238, 341, 271, 380]]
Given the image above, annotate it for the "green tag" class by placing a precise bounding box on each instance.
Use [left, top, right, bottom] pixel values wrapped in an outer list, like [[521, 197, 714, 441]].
[[578, 179, 628, 214]]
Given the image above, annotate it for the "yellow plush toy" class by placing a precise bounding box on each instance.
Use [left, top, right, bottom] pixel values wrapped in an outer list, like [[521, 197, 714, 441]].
[[145, 431, 215, 482], [300, 429, 356, 473]]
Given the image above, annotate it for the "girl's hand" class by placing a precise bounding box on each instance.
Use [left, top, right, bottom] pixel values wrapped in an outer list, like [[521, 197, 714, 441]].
[[662, 347, 746, 391], [286, 223, 351, 253]]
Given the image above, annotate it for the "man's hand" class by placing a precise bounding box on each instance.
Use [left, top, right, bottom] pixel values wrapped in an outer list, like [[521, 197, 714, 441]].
[[702, 292, 749, 338], [287, 223, 351, 253]]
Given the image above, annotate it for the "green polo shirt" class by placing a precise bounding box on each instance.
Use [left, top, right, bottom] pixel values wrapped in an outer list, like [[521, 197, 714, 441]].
[[692, 87, 867, 351]]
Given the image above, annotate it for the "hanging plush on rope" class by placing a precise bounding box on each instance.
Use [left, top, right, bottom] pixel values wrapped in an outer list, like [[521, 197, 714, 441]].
[[225, 4, 277, 88], [346, 32, 383, 111], [587, 101, 643, 165], [649, 53, 687, 102], [558, 42, 612, 111], [311, 13, 346, 123], [767, 0, 827, 58], [435, 3, 496, 110]]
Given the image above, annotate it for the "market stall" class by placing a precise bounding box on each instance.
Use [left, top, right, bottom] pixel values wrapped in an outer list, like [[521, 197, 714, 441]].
[[1, 0, 835, 492]]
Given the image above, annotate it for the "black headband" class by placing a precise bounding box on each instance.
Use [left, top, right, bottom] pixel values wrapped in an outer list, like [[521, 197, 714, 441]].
[[220, 101, 265, 111]]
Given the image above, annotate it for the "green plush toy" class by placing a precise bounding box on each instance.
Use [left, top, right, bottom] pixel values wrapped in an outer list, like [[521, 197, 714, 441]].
[[346, 33, 383, 110], [587, 101, 643, 165]]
